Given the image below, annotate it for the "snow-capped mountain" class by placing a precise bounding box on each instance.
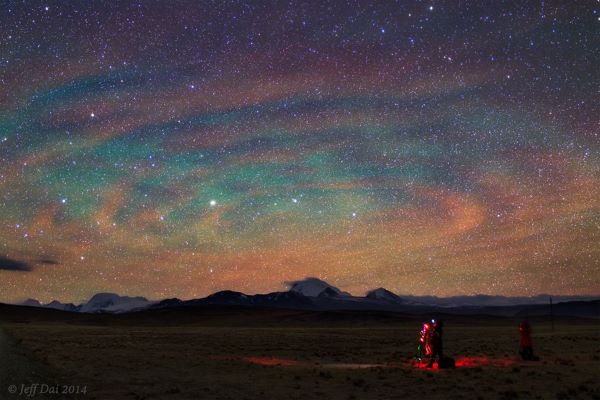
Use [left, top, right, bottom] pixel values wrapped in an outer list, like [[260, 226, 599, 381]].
[[21, 293, 152, 314], [366, 288, 404, 304], [287, 277, 351, 297], [80, 293, 152, 313]]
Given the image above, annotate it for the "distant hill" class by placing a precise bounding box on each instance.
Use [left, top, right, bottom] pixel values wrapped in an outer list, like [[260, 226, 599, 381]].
[[1, 301, 598, 329], [396, 294, 598, 308]]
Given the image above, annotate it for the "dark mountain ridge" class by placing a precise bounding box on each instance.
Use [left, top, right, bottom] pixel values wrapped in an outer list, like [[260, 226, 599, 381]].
[[12, 278, 599, 318]]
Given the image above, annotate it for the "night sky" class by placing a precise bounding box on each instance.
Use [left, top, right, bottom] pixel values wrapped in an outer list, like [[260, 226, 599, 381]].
[[1, 1, 599, 303]]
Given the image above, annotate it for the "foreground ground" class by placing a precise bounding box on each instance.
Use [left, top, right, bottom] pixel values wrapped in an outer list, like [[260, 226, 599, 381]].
[[0, 309, 598, 400]]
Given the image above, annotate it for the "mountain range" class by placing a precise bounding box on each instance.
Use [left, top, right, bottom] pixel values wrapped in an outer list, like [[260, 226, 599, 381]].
[[22, 293, 154, 313], [16, 278, 599, 318]]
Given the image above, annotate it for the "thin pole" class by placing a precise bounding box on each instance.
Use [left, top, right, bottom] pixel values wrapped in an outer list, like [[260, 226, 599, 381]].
[[550, 296, 554, 331]]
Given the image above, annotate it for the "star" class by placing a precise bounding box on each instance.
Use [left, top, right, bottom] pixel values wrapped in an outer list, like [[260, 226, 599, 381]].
[[0, 0, 596, 303]]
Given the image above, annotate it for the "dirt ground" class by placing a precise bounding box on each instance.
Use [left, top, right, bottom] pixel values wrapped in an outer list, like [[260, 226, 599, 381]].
[[1, 319, 598, 400]]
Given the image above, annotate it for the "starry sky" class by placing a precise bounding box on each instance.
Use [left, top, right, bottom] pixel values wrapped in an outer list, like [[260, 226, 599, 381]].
[[1, 0, 599, 303]]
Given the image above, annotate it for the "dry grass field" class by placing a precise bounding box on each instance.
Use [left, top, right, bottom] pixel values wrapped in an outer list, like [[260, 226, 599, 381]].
[[1, 312, 598, 400]]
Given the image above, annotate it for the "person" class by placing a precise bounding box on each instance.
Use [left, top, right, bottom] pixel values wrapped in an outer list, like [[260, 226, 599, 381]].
[[416, 321, 433, 366], [426, 320, 443, 368], [519, 321, 539, 361]]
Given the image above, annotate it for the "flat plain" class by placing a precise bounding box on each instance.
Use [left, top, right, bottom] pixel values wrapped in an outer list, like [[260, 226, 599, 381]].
[[1, 307, 598, 400]]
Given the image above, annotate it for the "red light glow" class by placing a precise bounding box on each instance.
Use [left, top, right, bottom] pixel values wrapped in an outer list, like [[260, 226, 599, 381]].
[[454, 357, 515, 368], [242, 356, 301, 367]]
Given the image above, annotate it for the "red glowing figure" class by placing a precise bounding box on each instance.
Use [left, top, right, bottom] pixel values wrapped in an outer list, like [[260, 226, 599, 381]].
[[416, 321, 433, 366], [415, 319, 454, 369], [519, 321, 539, 361]]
